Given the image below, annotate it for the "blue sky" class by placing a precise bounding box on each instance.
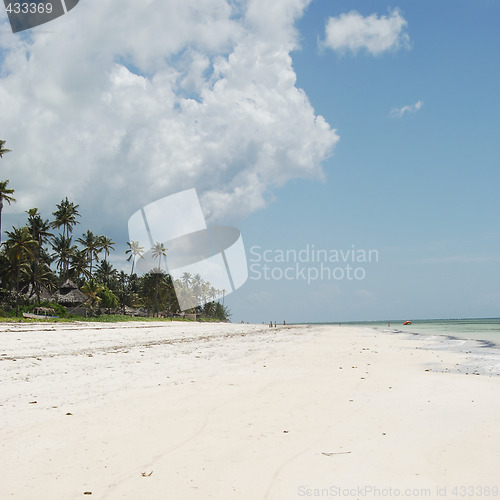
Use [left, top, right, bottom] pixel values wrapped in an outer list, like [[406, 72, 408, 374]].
[[0, 0, 499, 323], [228, 0, 500, 323]]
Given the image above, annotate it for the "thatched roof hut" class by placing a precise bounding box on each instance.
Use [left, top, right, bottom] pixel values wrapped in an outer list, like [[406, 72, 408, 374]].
[[25, 284, 53, 302], [53, 279, 86, 307]]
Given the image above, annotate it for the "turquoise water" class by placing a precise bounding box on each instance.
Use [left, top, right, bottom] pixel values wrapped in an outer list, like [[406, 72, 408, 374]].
[[345, 318, 500, 348]]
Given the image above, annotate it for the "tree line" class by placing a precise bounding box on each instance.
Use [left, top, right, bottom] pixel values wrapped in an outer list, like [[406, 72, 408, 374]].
[[0, 140, 230, 321]]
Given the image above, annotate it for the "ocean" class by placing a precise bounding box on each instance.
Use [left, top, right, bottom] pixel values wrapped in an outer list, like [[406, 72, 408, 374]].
[[345, 318, 500, 349]]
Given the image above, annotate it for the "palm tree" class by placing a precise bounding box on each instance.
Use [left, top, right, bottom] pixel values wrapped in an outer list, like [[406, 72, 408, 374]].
[[0, 180, 16, 245], [26, 209, 53, 303], [151, 242, 167, 272], [0, 252, 17, 307], [203, 300, 216, 318], [215, 302, 230, 321], [115, 271, 133, 313], [77, 230, 102, 277], [51, 234, 77, 282], [95, 260, 117, 287], [139, 270, 173, 316], [163, 273, 179, 315], [199, 280, 211, 306], [209, 286, 219, 303], [181, 272, 192, 286], [99, 235, 115, 263], [81, 279, 104, 314], [0, 140, 10, 158], [69, 248, 90, 284], [4, 226, 37, 316], [51, 197, 80, 240], [191, 273, 203, 304], [22, 261, 56, 304], [174, 278, 197, 311], [126, 240, 144, 275], [150, 242, 167, 315], [27, 209, 52, 246]]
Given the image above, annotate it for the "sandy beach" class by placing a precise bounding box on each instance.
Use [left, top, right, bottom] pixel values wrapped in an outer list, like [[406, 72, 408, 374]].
[[1, 321, 499, 499]]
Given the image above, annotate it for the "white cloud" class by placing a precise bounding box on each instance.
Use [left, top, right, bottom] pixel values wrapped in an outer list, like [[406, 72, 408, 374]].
[[390, 100, 423, 118], [323, 8, 410, 56], [0, 0, 338, 235]]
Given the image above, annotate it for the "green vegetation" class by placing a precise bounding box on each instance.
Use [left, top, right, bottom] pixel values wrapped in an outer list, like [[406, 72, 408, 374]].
[[0, 140, 230, 323], [0, 179, 16, 245]]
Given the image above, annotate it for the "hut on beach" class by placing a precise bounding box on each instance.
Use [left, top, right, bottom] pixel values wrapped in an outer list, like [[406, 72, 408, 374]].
[[24, 284, 53, 302], [52, 279, 87, 315]]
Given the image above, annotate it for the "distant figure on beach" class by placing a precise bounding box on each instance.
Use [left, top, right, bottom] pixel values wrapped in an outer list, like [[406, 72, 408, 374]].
[[388, 322, 390, 327], [283, 320, 286, 325]]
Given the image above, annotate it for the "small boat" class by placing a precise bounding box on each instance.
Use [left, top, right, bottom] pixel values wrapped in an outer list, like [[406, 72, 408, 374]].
[[22, 312, 58, 320], [403, 320, 412, 325]]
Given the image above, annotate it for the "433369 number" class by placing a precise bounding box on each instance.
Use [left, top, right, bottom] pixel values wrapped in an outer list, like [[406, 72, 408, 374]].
[[5, 3, 53, 14]]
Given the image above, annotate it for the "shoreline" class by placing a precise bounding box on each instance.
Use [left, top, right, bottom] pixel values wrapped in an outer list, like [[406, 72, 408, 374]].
[[1, 322, 499, 499], [326, 319, 500, 350]]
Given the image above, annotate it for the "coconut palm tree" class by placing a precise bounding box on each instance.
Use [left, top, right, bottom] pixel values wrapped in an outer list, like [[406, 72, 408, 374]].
[[81, 279, 104, 314], [199, 280, 211, 306], [0, 250, 15, 293], [51, 197, 80, 240], [150, 242, 167, 315], [51, 234, 77, 282], [209, 285, 219, 303], [151, 242, 167, 272], [0, 140, 10, 158], [214, 302, 230, 321], [99, 235, 115, 263], [69, 248, 90, 284], [140, 270, 173, 316], [27, 209, 52, 247], [4, 226, 37, 316], [115, 270, 134, 313], [77, 230, 102, 277], [163, 273, 179, 315], [181, 272, 192, 286], [0, 180, 16, 245], [174, 278, 197, 311], [95, 260, 117, 287], [191, 273, 203, 303], [203, 300, 216, 317], [26, 209, 54, 303], [22, 261, 56, 304], [125, 240, 144, 275]]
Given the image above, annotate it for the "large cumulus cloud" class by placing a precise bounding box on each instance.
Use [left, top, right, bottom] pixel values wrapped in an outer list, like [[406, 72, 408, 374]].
[[0, 0, 338, 231]]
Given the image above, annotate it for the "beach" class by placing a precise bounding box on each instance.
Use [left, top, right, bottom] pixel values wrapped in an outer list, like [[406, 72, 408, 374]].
[[1, 321, 499, 499]]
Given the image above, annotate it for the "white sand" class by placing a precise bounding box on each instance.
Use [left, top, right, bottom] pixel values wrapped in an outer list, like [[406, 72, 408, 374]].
[[1, 321, 499, 499]]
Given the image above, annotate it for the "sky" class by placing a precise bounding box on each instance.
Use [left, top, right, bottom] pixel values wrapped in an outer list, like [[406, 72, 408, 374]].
[[0, 0, 499, 323]]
